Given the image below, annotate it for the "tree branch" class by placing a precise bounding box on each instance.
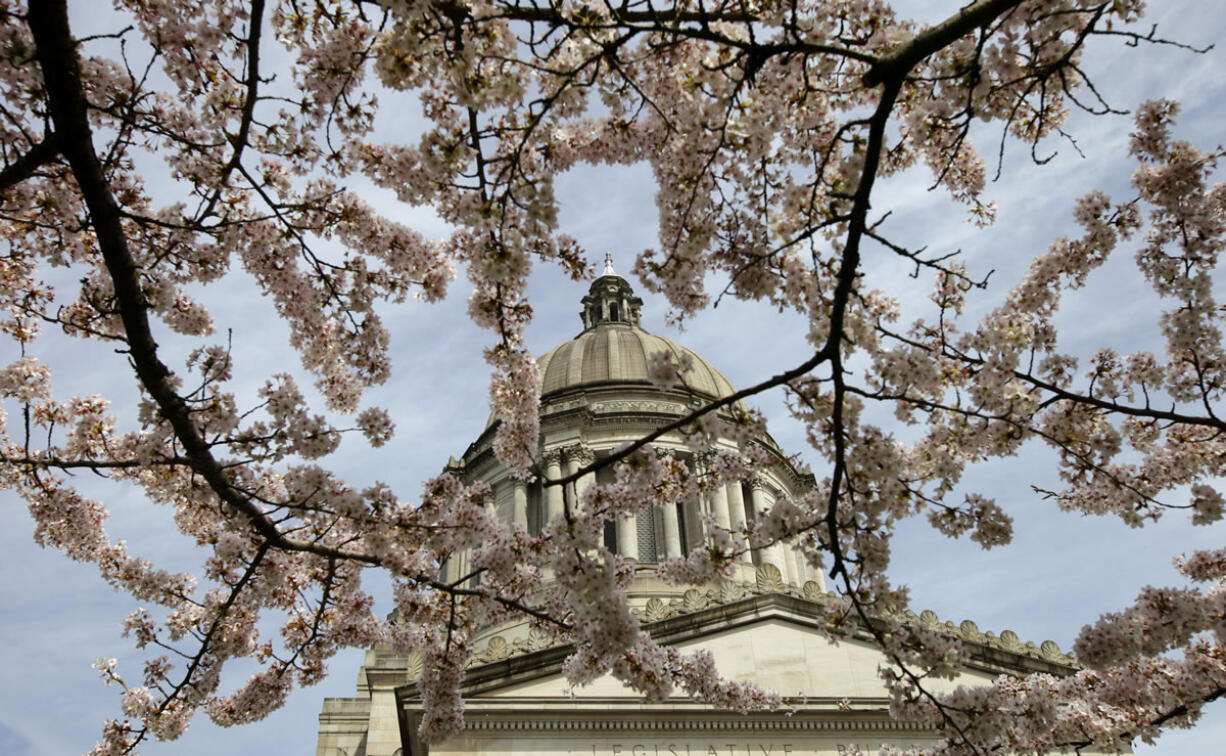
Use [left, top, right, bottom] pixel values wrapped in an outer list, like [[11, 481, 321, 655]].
[[0, 131, 60, 192]]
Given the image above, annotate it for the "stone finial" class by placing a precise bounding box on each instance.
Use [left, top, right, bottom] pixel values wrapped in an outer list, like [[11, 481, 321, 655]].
[[602, 251, 616, 277]]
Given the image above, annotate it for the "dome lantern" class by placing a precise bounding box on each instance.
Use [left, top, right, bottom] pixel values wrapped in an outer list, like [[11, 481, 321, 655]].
[[579, 253, 643, 329]]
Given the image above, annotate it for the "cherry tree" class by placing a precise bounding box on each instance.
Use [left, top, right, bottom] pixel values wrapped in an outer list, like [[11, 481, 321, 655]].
[[2, 0, 1224, 752]]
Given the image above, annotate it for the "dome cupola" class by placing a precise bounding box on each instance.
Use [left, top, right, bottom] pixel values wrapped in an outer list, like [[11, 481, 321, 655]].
[[579, 253, 643, 328]]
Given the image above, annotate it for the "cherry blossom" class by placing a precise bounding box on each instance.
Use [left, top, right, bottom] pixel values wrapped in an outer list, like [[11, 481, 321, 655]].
[[3, 0, 1226, 753]]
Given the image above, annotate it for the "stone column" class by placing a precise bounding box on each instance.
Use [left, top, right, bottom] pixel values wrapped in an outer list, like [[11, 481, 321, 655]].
[[725, 481, 753, 564], [543, 449, 564, 522], [661, 501, 682, 559], [782, 543, 799, 585], [750, 480, 786, 573], [512, 480, 529, 530], [568, 445, 597, 506], [696, 454, 732, 535], [792, 548, 809, 585], [684, 495, 704, 551], [446, 549, 467, 586], [616, 509, 637, 561], [655, 450, 682, 560], [708, 481, 732, 532]]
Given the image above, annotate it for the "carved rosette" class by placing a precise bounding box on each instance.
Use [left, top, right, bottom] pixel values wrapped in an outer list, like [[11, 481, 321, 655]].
[[682, 588, 708, 613], [711, 579, 748, 604], [643, 597, 670, 622], [405, 651, 423, 681], [754, 563, 785, 593]]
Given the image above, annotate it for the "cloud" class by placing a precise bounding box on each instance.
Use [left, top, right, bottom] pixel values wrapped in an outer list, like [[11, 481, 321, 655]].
[[0, 721, 32, 756]]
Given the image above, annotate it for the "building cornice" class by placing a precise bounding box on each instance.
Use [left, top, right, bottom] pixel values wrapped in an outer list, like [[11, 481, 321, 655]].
[[388, 566, 1077, 709]]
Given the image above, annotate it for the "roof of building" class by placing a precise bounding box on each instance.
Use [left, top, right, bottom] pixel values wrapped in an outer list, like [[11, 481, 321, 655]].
[[538, 322, 737, 400], [538, 257, 738, 402]]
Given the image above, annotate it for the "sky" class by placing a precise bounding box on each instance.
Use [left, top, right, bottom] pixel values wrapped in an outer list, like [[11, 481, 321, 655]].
[[2, 1, 1226, 754]]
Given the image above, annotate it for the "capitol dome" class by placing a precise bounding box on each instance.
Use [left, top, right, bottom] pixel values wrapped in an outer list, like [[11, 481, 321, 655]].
[[461, 257, 809, 577], [537, 258, 737, 402]]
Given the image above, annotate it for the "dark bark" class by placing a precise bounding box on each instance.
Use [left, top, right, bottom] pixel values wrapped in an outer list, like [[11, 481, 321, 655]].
[[0, 132, 60, 192]]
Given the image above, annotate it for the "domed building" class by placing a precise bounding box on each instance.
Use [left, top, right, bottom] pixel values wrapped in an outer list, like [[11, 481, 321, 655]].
[[449, 256, 817, 588], [315, 261, 1086, 756]]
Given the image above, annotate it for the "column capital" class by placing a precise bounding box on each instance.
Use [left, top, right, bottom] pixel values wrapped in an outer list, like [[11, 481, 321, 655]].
[[541, 448, 563, 466], [689, 452, 708, 472], [565, 444, 596, 467]]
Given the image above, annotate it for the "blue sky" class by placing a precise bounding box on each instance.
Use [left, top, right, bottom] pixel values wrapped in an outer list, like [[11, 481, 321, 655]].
[[2, 1, 1226, 753]]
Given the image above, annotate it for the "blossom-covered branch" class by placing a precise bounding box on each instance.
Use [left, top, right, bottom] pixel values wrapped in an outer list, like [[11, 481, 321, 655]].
[[3, 0, 1225, 753]]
